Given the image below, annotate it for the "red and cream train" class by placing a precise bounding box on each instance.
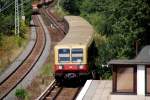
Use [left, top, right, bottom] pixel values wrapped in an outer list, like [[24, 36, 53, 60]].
[[32, 1, 97, 82], [54, 16, 97, 82]]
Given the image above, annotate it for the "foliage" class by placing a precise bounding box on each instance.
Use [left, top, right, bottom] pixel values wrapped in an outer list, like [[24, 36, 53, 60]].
[[40, 64, 53, 77], [24, 0, 32, 25], [60, 0, 82, 15], [60, 0, 150, 79], [20, 21, 28, 38], [15, 88, 29, 100], [0, 35, 27, 71], [0, 0, 31, 36], [0, 14, 14, 35], [0, 0, 31, 70], [0, 33, 3, 46]]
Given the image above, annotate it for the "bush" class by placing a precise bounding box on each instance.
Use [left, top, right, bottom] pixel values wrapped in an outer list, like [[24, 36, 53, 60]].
[[0, 32, 3, 46], [20, 21, 28, 38], [15, 88, 28, 99], [40, 64, 53, 77]]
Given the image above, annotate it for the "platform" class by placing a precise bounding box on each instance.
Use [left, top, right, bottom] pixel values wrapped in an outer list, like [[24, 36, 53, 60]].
[[76, 80, 150, 100], [76, 80, 111, 100]]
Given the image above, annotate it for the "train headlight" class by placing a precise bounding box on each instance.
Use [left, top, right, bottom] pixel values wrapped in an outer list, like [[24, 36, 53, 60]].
[[79, 65, 84, 69], [58, 65, 62, 69]]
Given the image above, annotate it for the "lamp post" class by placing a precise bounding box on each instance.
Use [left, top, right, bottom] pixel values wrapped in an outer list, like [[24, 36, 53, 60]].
[[135, 39, 141, 56]]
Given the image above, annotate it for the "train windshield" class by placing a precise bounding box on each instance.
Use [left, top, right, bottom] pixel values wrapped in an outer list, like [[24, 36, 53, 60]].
[[58, 49, 70, 63], [71, 49, 83, 63]]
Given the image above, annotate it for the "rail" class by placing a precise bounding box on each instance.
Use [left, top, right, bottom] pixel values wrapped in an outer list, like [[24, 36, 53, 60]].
[[37, 80, 82, 100], [40, 8, 66, 34]]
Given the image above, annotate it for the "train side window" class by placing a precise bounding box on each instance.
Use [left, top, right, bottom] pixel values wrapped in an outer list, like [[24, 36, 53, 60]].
[[71, 49, 83, 63], [58, 49, 70, 63]]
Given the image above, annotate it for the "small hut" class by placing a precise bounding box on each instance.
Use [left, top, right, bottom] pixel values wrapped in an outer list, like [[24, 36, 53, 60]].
[[108, 46, 150, 96]]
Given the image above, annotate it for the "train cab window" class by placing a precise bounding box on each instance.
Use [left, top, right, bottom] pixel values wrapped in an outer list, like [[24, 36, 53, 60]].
[[71, 49, 83, 63], [58, 49, 70, 63]]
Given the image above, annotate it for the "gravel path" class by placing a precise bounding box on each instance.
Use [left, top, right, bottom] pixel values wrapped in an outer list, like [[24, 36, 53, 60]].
[[4, 15, 51, 100]]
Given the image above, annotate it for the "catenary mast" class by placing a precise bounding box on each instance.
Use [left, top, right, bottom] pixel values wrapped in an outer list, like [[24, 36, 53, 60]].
[[15, 0, 19, 36]]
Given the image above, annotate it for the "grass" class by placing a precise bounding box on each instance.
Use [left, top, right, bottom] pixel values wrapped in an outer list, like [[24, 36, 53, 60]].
[[40, 63, 53, 77], [0, 32, 29, 74]]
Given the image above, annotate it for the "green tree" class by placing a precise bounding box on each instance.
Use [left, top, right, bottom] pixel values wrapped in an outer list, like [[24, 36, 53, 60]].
[[60, 0, 82, 15], [60, 0, 150, 79]]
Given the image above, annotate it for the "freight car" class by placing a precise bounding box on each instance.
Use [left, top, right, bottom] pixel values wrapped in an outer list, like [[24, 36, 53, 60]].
[[54, 16, 97, 82], [32, 3, 39, 14], [32, 0, 53, 14]]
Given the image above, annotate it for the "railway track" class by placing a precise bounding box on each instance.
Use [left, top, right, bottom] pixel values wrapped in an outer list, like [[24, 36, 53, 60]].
[[40, 8, 66, 34], [37, 80, 82, 100], [37, 6, 81, 100], [39, 7, 65, 70], [0, 15, 47, 99]]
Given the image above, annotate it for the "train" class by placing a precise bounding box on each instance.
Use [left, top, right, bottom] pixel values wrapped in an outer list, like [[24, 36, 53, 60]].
[[54, 16, 97, 82], [32, 0, 53, 14]]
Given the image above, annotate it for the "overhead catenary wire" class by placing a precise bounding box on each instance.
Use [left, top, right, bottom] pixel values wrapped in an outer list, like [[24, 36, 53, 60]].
[[0, 0, 31, 36], [1, 1, 9, 8], [0, 0, 31, 13], [0, 1, 14, 13]]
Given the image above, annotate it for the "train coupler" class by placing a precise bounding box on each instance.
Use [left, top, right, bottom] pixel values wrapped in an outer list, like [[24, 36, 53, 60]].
[[64, 73, 78, 79]]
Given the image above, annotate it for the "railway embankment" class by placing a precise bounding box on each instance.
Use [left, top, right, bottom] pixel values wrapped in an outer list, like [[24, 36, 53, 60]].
[[0, 15, 51, 100], [0, 21, 36, 84]]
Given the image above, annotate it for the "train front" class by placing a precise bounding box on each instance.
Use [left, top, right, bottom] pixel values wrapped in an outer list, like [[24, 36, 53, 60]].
[[54, 45, 89, 81]]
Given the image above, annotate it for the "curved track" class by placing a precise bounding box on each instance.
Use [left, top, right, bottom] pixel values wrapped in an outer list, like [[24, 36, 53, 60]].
[[0, 15, 47, 99], [37, 7, 82, 100]]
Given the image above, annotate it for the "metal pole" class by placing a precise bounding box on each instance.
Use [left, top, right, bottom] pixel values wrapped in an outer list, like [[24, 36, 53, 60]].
[[136, 39, 140, 56], [136, 40, 138, 56], [15, 0, 19, 36]]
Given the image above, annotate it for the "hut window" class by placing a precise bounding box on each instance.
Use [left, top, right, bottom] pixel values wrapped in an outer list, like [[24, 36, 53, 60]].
[[116, 67, 134, 93]]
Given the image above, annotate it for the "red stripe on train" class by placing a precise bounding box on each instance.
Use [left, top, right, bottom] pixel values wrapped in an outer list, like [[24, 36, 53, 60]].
[[54, 64, 89, 73]]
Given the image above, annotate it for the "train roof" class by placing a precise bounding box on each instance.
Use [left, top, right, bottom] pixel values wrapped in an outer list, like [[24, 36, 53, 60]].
[[56, 16, 94, 48]]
